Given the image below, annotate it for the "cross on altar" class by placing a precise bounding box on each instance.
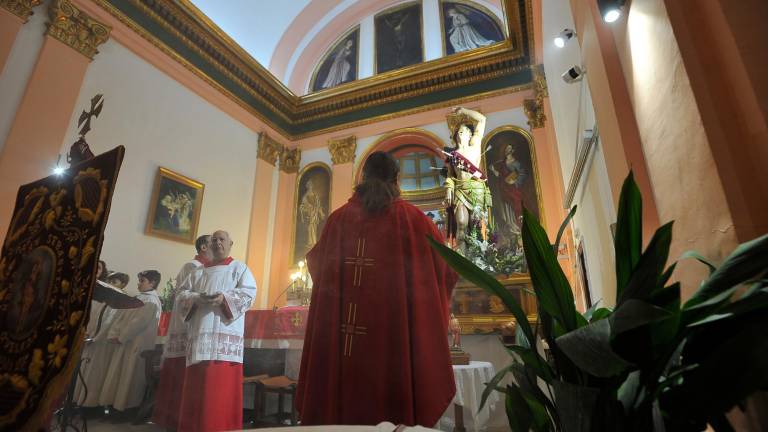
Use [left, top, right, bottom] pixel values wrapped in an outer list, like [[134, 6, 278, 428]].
[[340, 302, 367, 357], [344, 238, 375, 287]]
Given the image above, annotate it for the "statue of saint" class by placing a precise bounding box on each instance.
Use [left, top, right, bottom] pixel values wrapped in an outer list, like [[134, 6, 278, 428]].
[[299, 179, 326, 249], [449, 313, 462, 350], [443, 107, 493, 253]]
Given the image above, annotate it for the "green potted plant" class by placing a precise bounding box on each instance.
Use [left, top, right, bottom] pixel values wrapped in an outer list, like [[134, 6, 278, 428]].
[[429, 172, 768, 431], [157, 277, 175, 336]]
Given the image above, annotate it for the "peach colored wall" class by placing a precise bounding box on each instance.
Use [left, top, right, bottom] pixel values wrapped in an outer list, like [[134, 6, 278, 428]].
[[0, 10, 23, 75], [0, 37, 90, 245], [331, 162, 355, 211], [267, 171, 297, 309], [246, 158, 278, 308], [569, 0, 660, 242], [607, 0, 739, 298], [664, 0, 768, 243]]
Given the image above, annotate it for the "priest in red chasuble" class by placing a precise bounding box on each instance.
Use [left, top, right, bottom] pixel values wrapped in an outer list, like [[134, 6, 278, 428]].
[[296, 151, 459, 427]]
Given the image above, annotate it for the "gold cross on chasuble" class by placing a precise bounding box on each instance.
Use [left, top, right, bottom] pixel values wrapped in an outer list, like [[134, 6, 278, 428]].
[[344, 238, 375, 287], [341, 303, 367, 357]]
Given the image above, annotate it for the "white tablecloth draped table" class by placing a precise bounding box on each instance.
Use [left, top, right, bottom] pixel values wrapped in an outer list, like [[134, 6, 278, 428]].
[[438, 361, 499, 432]]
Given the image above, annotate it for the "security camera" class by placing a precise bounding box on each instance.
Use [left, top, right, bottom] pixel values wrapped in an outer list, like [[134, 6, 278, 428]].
[[561, 66, 585, 84]]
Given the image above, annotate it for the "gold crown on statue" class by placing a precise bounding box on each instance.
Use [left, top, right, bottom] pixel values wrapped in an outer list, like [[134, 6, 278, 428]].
[[446, 110, 479, 141]]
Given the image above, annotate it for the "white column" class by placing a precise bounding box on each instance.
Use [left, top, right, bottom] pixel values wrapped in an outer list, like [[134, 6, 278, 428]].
[[422, 0, 443, 61], [358, 14, 375, 79]]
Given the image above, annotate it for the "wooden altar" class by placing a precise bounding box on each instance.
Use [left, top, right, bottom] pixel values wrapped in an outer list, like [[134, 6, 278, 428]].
[[452, 274, 538, 334]]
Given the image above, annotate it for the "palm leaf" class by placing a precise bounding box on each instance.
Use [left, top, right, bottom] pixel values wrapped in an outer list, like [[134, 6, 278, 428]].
[[615, 171, 643, 299]]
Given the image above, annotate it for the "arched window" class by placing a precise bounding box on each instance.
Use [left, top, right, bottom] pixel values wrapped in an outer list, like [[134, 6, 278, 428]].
[[395, 148, 444, 192]]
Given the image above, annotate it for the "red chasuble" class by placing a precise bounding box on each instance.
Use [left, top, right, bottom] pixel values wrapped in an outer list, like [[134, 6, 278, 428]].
[[296, 195, 459, 426]]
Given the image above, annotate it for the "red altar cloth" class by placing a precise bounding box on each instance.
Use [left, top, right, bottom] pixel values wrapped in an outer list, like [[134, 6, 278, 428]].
[[243, 307, 309, 339]]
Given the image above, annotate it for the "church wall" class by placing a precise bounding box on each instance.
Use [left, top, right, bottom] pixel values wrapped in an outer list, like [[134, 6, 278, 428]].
[[0, 4, 47, 155], [607, 0, 738, 298], [542, 0, 616, 307], [58, 40, 259, 296]]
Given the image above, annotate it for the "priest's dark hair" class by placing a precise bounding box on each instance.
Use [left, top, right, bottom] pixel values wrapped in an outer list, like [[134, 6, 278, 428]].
[[195, 234, 211, 253], [355, 151, 400, 214]]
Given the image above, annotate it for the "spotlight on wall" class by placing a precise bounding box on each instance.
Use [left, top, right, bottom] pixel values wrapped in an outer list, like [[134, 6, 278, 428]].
[[554, 29, 575, 48], [598, 0, 625, 23], [561, 65, 585, 84]]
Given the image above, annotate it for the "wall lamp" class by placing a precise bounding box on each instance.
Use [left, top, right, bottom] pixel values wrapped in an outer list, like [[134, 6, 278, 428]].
[[561, 66, 585, 84], [597, 0, 625, 23], [554, 29, 576, 48]]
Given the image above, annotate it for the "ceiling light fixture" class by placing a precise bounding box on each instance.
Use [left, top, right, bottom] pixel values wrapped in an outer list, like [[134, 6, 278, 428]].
[[554, 29, 575, 48], [562, 66, 585, 84], [598, 0, 625, 23]]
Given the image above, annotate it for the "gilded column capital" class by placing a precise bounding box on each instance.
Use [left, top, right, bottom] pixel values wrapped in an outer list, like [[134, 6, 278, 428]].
[[46, 0, 111, 60], [531, 64, 548, 98], [257, 133, 283, 166], [523, 98, 546, 129], [329, 136, 356, 165], [280, 147, 301, 174], [0, 0, 43, 22]]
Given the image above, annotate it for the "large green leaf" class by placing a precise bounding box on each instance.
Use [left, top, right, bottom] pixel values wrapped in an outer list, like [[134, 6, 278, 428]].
[[687, 233, 768, 307], [615, 171, 643, 299], [506, 344, 556, 383], [618, 371, 644, 412], [589, 308, 613, 322], [511, 363, 558, 430], [555, 319, 633, 378], [610, 299, 672, 336], [552, 380, 600, 432], [506, 384, 533, 432], [679, 250, 716, 274], [522, 207, 579, 332], [428, 236, 535, 344], [480, 364, 512, 413], [618, 222, 674, 306], [553, 205, 578, 253]]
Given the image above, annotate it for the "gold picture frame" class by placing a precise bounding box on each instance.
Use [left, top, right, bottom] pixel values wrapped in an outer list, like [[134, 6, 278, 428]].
[[145, 167, 204, 244], [453, 275, 538, 334], [290, 162, 332, 265]]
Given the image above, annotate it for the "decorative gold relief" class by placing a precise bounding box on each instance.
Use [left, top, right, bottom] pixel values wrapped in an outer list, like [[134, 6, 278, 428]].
[[523, 98, 545, 129], [46, 0, 111, 60], [280, 148, 301, 174], [73, 168, 108, 225], [531, 64, 548, 98], [329, 136, 356, 165], [0, 0, 43, 22], [257, 133, 283, 166]]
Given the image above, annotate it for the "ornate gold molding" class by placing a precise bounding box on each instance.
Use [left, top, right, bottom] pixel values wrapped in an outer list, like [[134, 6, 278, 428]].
[[523, 64, 548, 129], [0, 0, 43, 22], [46, 0, 111, 60], [280, 148, 301, 174], [329, 136, 356, 165], [257, 133, 283, 166]]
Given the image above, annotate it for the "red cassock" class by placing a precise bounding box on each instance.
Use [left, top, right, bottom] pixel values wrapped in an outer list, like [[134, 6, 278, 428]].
[[296, 195, 459, 426]]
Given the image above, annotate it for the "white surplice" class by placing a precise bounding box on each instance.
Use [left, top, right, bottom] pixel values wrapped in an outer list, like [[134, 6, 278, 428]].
[[162, 259, 204, 360], [176, 260, 256, 366], [98, 290, 161, 411], [74, 300, 118, 406]]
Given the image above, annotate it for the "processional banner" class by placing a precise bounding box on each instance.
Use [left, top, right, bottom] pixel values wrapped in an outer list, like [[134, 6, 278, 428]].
[[0, 146, 124, 431]]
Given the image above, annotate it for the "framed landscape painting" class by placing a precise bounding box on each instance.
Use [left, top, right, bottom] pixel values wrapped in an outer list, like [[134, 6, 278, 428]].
[[145, 167, 204, 244]]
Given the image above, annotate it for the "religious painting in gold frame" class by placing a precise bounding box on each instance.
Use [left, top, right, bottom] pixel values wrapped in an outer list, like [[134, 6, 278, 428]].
[[374, 1, 425, 74], [439, 0, 507, 56], [145, 167, 204, 244], [482, 125, 545, 258], [290, 162, 332, 265], [309, 26, 360, 93]]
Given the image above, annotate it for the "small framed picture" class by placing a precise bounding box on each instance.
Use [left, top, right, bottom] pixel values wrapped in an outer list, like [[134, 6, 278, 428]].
[[145, 167, 204, 244]]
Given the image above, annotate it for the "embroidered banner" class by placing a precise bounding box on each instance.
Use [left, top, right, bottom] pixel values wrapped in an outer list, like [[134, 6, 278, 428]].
[[0, 146, 124, 430]]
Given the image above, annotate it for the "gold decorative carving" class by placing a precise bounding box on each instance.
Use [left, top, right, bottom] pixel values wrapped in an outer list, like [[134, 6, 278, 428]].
[[523, 98, 545, 129], [46, 0, 111, 60], [280, 148, 301, 174], [0, 0, 43, 22], [531, 64, 548, 98], [257, 133, 283, 166], [329, 136, 356, 165]]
